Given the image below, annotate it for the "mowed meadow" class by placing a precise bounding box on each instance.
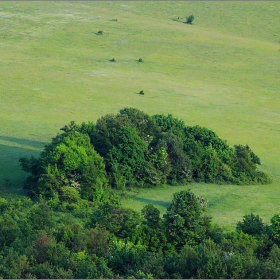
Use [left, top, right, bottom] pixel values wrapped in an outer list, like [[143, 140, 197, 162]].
[[0, 2, 279, 230]]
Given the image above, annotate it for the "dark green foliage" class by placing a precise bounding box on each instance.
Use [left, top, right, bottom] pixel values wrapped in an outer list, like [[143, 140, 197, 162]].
[[131, 225, 169, 254], [107, 126, 148, 188], [20, 108, 270, 200], [270, 214, 280, 246], [106, 240, 148, 277], [220, 231, 258, 256], [0, 193, 280, 278], [27, 203, 54, 231], [71, 253, 113, 279], [164, 190, 209, 249], [25, 231, 55, 264], [186, 15, 194, 24], [236, 213, 267, 236], [89, 203, 142, 239], [20, 129, 109, 202], [204, 221, 224, 244], [232, 144, 271, 184], [53, 220, 83, 251], [182, 240, 227, 279], [139, 253, 168, 279], [95, 107, 159, 150], [141, 204, 161, 228], [118, 107, 160, 139], [83, 227, 110, 257], [130, 204, 172, 254], [13, 107, 274, 279], [184, 125, 234, 164], [218, 232, 261, 278], [32, 262, 73, 279], [161, 133, 192, 184], [152, 114, 185, 139], [91, 108, 168, 187], [0, 213, 21, 250], [259, 244, 280, 278], [144, 143, 171, 186], [78, 121, 110, 158], [0, 248, 32, 279], [166, 232, 262, 279]]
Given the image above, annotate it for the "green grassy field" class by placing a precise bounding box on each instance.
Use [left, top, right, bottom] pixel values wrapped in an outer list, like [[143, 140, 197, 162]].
[[0, 2, 279, 229]]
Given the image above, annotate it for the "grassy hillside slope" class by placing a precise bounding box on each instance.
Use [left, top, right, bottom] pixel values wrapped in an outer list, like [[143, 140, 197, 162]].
[[0, 2, 279, 229]]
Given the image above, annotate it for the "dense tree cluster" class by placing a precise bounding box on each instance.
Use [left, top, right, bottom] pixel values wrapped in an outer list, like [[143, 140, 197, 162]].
[[9, 107, 274, 278], [0, 191, 280, 279], [20, 107, 271, 202]]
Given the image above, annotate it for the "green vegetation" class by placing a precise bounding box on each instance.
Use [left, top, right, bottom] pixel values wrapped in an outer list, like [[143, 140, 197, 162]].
[[0, 0, 279, 260], [19, 108, 270, 202], [5, 108, 275, 278], [19, 123, 109, 201], [0, 190, 280, 278], [186, 15, 194, 24]]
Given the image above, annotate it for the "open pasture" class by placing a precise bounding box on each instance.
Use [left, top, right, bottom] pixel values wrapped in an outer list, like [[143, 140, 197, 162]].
[[0, 2, 279, 229]]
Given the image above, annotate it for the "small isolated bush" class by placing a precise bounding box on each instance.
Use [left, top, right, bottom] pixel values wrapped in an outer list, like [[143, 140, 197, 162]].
[[186, 15, 194, 24]]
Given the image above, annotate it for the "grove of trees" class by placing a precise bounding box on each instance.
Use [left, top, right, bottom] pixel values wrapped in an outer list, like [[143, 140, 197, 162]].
[[20, 107, 271, 202], [1, 190, 280, 278]]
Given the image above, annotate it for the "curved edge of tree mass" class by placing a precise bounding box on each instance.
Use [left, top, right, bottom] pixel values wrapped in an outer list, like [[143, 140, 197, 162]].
[[19, 107, 271, 202]]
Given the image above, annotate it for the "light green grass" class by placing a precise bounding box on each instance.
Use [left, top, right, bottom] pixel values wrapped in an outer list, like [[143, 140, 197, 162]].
[[0, 2, 279, 228], [123, 182, 280, 231]]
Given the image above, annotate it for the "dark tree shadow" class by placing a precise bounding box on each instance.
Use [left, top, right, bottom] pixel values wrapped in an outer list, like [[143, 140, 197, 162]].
[[132, 196, 170, 209], [0, 136, 46, 198], [0, 135, 46, 149]]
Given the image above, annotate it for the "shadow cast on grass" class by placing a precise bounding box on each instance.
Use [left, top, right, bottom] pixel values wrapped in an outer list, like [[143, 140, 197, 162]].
[[0, 136, 46, 198], [132, 196, 170, 209], [0, 135, 46, 149]]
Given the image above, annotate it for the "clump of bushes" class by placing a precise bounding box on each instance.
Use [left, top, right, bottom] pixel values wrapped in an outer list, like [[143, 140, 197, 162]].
[[20, 107, 271, 201], [186, 15, 194, 24]]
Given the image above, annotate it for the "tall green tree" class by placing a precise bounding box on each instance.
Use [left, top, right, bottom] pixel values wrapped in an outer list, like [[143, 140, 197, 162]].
[[20, 130, 109, 201], [236, 213, 266, 236], [164, 190, 209, 249]]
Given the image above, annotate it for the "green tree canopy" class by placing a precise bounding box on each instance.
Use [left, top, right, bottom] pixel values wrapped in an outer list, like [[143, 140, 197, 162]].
[[20, 107, 271, 200], [20, 130, 109, 202], [164, 190, 209, 249]]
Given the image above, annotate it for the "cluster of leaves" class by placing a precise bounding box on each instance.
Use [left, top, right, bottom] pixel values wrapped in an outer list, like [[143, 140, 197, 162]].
[[90, 108, 270, 186], [20, 123, 110, 202], [82, 108, 271, 188], [20, 108, 270, 202], [1, 190, 280, 279]]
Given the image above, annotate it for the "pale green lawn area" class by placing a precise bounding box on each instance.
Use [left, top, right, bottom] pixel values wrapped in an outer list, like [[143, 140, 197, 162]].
[[123, 181, 280, 231], [0, 2, 279, 228]]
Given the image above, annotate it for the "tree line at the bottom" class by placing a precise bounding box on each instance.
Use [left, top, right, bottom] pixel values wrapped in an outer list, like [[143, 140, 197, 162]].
[[0, 189, 280, 279]]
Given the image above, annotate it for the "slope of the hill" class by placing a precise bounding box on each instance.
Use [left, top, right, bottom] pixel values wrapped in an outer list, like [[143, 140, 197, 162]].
[[0, 2, 279, 228]]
